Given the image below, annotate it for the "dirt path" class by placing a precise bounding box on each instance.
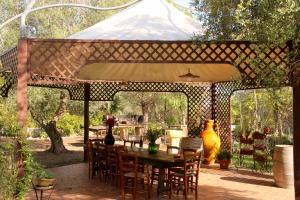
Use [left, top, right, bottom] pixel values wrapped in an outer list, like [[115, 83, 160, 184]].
[[29, 136, 85, 168]]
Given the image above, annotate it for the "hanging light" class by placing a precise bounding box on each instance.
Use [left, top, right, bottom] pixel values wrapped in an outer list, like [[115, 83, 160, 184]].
[[178, 68, 200, 82]]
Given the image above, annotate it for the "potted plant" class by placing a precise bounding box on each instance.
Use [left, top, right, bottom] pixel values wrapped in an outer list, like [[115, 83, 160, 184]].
[[217, 149, 232, 169], [145, 128, 162, 154], [33, 168, 55, 187]]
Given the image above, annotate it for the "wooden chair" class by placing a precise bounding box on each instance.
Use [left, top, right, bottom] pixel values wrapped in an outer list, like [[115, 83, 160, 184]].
[[150, 145, 180, 187], [180, 137, 203, 151], [168, 149, 201, 200], [93, 143, 108, 182], [119, 151, 150, 200], [87, 140, 95, 179], [106, 145, 118, 184]]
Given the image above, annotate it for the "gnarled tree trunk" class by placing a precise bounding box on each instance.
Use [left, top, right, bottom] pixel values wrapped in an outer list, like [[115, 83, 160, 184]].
[[29, 91, 68, 154], [44, 121, 67, 153]]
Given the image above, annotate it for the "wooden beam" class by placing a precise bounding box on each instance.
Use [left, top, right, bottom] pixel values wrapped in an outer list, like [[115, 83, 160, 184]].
[[17, 39, 29, 134], [83, 83, 90, 161], [293, 70, 300, 199]]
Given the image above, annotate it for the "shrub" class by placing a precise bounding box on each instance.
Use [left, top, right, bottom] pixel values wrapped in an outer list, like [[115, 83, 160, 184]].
[[90, 111, 105, 126], [57, 113, 83, 136], [0, 139, 40, 200], [217, 149, 232, 161]]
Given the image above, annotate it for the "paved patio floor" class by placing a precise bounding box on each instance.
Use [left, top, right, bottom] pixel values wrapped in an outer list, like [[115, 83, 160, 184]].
[[26, 163, 294, 200]]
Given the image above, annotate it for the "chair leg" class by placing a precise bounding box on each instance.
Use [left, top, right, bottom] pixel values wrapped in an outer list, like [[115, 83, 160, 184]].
[[146, 176, 151, 200], [150, 167, 154, 187], [120, 176, 125, 200], [132, 178, 137, 200], [184, 177, 188, 200], [169, 176, 173, 199]]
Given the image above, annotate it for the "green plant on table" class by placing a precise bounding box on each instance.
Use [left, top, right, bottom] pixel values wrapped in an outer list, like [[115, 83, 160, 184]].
[[145, 128, 162, 144], [217, 149, 232, 161]]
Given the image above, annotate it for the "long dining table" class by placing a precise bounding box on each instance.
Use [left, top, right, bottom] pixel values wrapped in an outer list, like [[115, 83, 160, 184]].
[[128, 148, 183, 196]]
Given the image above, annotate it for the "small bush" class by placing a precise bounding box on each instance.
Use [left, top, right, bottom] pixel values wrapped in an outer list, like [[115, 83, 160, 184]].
[[57, 113, 83, 136], [90, 111, 105, 126], [217, 149, 232, 161]]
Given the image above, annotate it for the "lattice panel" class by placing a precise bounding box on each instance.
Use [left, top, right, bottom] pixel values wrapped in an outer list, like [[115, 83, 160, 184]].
[[87, 81, 212, 136], [0, 46, 18, 83], [214, 81, 261, 150], [0, 72, 14, 97], [26, 39, 288, 82]]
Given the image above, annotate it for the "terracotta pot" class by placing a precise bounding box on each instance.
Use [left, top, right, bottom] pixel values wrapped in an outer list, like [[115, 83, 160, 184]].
[[219, 160, 230, 169], [200, 120, 220, 165]]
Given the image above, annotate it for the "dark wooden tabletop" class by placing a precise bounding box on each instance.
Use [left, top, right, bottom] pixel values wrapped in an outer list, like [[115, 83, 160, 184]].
[[129, 149, 183, 164]]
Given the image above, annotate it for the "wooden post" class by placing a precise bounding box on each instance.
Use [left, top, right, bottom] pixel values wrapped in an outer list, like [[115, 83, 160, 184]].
[[17, 39, 29, 134], [83, 83, 90, 161], [293, 69, 300, 199], [211, 83, 216, 121]]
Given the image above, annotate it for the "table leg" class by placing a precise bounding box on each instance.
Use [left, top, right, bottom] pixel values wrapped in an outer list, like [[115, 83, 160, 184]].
[[157, 165, 165, 196]]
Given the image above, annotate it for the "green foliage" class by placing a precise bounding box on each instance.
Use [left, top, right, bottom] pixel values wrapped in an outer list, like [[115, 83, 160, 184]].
[[110, 95, 123, 115], [145, 127, 163, 144], [0, 94, 20, 137], [57, 113, 83, 136], [0, 142, 17, 199], [231, 88, 293, 135], [90, 111, 105, 126], [217, 149, 232, 161], [35, 168, 54, 179], [192, 0, 299, 86], [0, 139, 42, 200]]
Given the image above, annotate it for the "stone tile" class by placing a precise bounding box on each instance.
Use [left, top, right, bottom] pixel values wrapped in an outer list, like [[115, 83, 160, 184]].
[[26, 163, 294, 200]]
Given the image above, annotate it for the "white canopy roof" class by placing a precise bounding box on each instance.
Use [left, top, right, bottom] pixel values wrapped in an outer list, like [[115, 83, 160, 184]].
[[68, 0, 241, 82], [70, 0, 203, 40]]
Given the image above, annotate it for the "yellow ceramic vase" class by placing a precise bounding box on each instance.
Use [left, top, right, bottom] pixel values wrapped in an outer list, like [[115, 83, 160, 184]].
[[200, 120, 221, 165]]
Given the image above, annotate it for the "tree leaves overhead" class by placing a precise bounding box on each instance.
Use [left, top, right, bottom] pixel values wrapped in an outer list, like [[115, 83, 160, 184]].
[[192, 0, 299, 43]]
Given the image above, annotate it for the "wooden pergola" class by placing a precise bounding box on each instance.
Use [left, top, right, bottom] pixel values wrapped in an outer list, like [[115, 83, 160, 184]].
[[0, 37, 299, 198], [0, 0, 299, 197]]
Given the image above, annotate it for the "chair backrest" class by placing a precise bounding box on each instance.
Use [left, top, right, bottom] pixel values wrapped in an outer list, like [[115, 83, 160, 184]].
[[106, 146, 117, 166], [180, 137, 203, 151], [167, 145, 180, 154], [118, 152, 138, 175], [182, 149, 201, 176], [90, 138, 104, 144], [87, 140, 94, 162], [94, 143, 107, 160]]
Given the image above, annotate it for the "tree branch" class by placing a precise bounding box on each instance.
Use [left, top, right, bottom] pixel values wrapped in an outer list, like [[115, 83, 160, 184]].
[[52, 91, 67, 122]]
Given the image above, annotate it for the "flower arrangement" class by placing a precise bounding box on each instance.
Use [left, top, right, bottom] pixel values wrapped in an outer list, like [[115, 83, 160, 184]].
[[106, 116, 116, 127], [104, 116, 116, 145]]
